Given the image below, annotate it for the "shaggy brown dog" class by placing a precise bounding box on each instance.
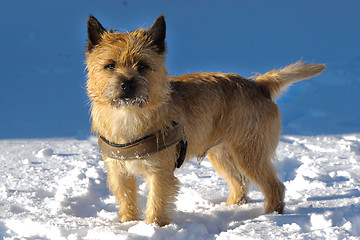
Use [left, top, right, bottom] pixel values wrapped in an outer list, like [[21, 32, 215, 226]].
[[85, 15, 325, 226]]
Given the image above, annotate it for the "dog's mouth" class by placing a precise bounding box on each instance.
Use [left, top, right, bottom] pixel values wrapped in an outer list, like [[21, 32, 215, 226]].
[[106, 76, 150, 108], [111, 97, 149, 108]]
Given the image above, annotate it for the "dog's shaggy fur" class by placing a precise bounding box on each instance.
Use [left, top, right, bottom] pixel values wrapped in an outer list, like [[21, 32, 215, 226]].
[[85, 15, 326, 226]]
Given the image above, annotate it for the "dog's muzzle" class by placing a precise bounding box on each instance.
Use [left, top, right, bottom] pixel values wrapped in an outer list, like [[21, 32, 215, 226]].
[[110, 76, 149, 107]]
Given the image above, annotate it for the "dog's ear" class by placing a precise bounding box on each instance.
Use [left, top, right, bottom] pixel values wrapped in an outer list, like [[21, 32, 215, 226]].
[[87, 15, 106, 51], [147, 15, 166, 54]]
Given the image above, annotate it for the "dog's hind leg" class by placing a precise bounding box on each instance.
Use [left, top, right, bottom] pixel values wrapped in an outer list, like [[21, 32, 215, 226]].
[[228, 142, 285, 214], [207, 145, 250, 206]]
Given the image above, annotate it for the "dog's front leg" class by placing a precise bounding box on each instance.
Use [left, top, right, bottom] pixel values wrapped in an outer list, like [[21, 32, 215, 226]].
[[145, 169, 180, 226], [104, 159, 140, 223]]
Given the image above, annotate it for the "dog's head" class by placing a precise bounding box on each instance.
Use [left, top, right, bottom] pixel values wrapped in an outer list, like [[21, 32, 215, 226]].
[[85, 15, 170, 110]]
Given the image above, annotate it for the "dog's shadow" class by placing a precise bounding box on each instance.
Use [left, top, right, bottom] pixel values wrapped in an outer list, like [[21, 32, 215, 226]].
[[129, 184, 265, 237], [172, 202, 264, 235], [113, 201, 265, 239]]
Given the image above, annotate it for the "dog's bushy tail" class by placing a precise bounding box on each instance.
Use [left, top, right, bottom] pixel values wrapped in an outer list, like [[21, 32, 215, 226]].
[[253, 61, 326, 99]]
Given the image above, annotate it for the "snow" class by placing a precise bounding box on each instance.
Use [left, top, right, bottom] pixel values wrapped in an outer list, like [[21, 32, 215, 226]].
[[1, 0, 360, 239], [1, 136, 359, 239]]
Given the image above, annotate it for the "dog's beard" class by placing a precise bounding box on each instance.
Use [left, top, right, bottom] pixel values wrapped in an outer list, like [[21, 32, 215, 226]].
[[106, 75, 149, 108], [111, 96, 149, 108]]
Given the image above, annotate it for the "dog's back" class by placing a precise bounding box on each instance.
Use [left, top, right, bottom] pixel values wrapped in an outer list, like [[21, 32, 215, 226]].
[[170, 62, 326, 159], [170, 71, 281, 161]]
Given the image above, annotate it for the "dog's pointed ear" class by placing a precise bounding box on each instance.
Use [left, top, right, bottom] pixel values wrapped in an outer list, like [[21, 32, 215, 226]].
[[147, 15, 166, 54], [87, 15, 106, 51]]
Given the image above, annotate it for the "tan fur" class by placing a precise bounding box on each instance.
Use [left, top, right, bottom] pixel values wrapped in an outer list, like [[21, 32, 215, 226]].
[[254, 61, 326, 99], [85, 15, 325, 226]]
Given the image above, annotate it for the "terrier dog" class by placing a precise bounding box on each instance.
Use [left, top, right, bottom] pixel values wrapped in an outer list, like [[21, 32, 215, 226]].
[[85, 14, 325, 226]]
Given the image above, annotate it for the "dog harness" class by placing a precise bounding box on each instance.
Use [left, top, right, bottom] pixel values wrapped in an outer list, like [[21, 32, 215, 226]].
[[98, 122, 187, 168]]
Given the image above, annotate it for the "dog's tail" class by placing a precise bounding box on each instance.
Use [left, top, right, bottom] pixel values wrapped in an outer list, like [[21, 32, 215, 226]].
[[253, 61, 326, 99]]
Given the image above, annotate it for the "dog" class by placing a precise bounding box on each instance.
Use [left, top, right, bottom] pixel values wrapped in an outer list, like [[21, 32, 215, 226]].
[[85, 14, 325, 226]]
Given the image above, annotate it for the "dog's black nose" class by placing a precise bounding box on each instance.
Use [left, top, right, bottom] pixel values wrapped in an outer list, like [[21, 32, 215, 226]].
[[120, 80, 135, 92], [119, 78, 136, 98], [120, 79, 135, 94]]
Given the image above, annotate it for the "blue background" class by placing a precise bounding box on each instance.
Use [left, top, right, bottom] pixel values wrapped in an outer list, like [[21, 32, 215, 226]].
[[0, 0, 359, 138]]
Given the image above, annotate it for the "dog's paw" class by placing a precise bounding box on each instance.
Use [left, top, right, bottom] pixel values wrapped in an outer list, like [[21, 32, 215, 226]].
[[226, 193, 250, 206], [118, 210, 140, 223], [265, 200, 285, 214], [145, 214, 171, 227]]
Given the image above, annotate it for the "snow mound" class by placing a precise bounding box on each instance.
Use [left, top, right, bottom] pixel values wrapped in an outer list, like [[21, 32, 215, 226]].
[[35, 148, 54, 158]]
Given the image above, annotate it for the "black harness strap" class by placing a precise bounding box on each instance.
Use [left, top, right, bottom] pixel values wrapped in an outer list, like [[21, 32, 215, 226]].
[[175, 140, 187, 168]]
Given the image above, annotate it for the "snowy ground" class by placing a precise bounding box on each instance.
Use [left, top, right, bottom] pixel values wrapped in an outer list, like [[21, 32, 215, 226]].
[[1, 135, 360, 239], [1, 0, 360, 239]]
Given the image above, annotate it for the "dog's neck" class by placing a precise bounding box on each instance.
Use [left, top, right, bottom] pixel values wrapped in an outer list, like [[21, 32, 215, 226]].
[[91, 99, 176, 145]]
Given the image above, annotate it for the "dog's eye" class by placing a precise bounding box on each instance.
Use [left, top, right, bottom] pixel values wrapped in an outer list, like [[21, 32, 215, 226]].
[[137, 62, 149, 72], [105, 63, 116, 70]]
